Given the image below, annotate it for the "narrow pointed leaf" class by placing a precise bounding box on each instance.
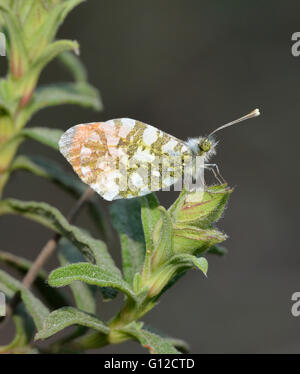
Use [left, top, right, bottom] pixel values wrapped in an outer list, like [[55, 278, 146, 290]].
[[8, 155, 110, 240], [28, 39, 79, 77], [19, 40, 79, 106], [35, 306, 109, 341], [151, 206, 174, 267], [0, 250, 69, 308], [0, 304, 35, 353], [120, 322, 180, 354], [58, 239, 96, 314], [173, 225, 227, 255], [2, 127, 63, 151], [143, 325, 189, 353], [49, 263, 136, 301], [0, 275, 35, 353], [0, 270, 49, 331], [0, 199, 119, 275], [141, 193, 160, 252], [58, 51, 88, 82], [0, 3, 28, 76], [109, 198, 145, 284], [29, 0, 83, 57], [25, 82, 102, 121], [170, 254, 208, 276]]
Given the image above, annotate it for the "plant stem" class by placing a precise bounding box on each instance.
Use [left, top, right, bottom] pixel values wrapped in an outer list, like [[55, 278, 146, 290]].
[[2, 187, 95, 320]]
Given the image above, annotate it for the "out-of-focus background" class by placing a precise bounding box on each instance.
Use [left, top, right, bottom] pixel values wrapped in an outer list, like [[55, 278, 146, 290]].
[[1, 0, 300, 353]]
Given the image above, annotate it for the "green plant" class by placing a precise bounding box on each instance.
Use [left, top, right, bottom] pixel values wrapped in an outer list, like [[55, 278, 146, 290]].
[[0, 1, 232, 354]]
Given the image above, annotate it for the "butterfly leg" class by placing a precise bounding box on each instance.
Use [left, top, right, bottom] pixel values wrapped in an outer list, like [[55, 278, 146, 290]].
[[204, 163, 227, 185]]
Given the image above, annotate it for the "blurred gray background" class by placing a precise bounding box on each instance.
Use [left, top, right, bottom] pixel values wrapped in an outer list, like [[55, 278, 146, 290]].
[[1, 0, 300, 353]]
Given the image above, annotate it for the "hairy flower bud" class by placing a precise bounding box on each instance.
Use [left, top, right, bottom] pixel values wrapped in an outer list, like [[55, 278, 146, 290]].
[[170, 185, 232, 229]]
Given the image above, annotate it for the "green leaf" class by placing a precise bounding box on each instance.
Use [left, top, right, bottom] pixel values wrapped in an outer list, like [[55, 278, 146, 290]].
[[173, 225, 227, 255], [0, 199, 119, 275], [24, 82, 103, 121], [0, 2, 28, 76], [1, 127, 63, 152], [0, 89, 13, 114], [0, 249, 69, 309], [192, 256, 208, 276], [14, 0, 36, 27], [0, 304, 35, 353], [30, 39, 79, 76], [35, 306, 109, 341], [0, 274, 35, 353], [18, 39, 79, 109], [58, 51, 88, 82], [28, 0, 84, 58], [58, 239, 96, 314], [109, 198, 145, 285], [151, 206, 174, 268], [143, 325, 189, 353], [170, 254, 208, 277], [153, 254, 208, 298], [141, 193, 160, 253], [9, 155, 86, 195], [8, 155, 110, 240], [0, 270, 49, 331], [0, 250, 47, 279], [49, 263, 136, 301], [120, 322, 180, 354]]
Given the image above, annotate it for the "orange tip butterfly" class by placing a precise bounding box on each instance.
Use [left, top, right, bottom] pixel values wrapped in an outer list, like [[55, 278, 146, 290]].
[[59, 109, 260, 201]]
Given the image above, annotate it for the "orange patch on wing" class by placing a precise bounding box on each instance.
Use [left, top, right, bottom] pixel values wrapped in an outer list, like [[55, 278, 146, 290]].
[[70, 123, 100, 178]]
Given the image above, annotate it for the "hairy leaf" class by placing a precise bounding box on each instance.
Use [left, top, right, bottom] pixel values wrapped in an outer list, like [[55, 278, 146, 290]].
[[170, 254, 208, 277], [0, 275, 35, 353], [120, 322, 180, 354], [0, 304, 35, 353], [171, 185, 232, 229], [35, 306, 109, 341], [0, 249, 68, 308], [151, 206, 174, 267], [58, 239, 96, 314], [109, 198, 145, 285], [4, 127, 63, 151], [156, 254, 208, 298], [173, 225, 227, 255], [0, 270, 49, 331], [0, 2, 28, 76], [49, 263, 136, 301], [143, 324, 189, 353], [140, 193, 160, 253], [0, 199, 119, 275], [25, 82, 102, 121], [22, 39, 79, 87], [9, 155, 110, 239], [28, 0, 84, 58], [58, 51, 88, 82]]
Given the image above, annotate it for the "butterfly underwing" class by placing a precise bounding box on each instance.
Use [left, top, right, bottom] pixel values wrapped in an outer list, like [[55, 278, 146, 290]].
[[59, 110, 260, 201]]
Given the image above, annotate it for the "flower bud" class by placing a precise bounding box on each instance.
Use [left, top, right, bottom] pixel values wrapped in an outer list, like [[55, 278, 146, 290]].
[[170, 185, 232, 229], [173, 225, 227, 254]]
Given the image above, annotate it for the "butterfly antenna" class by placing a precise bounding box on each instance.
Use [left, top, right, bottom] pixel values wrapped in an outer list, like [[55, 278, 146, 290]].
[[208, 108, 260, 137]]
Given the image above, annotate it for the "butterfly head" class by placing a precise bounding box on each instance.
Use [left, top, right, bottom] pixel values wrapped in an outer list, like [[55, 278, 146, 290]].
[[185, 136, 217, 161], [199, 137, 212, 155]]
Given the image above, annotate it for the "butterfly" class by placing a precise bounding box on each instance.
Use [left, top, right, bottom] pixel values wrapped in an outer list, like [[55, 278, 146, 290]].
[[59, 109, 260, 201]]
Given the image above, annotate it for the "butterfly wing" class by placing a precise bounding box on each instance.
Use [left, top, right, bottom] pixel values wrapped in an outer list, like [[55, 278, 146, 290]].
[[59, 118, 191, 200]]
